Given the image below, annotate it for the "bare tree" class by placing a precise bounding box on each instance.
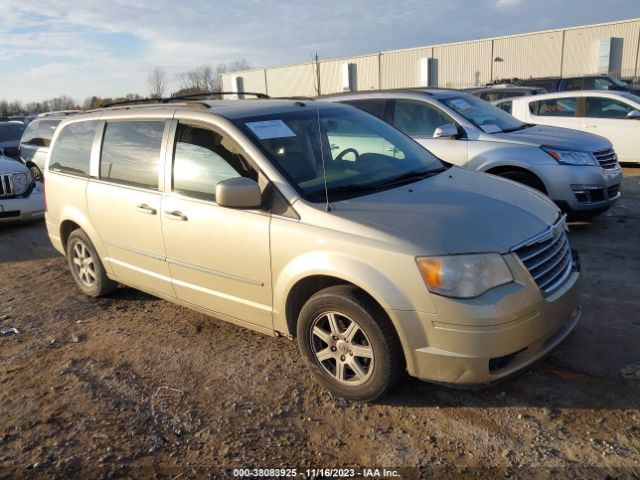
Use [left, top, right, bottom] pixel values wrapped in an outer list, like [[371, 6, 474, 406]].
[[147, 67, 167, 98], [173, 59, 251, 96]]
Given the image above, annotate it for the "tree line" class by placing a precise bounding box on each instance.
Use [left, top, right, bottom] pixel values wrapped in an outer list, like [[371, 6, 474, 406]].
[[0, 60, 250, 117]]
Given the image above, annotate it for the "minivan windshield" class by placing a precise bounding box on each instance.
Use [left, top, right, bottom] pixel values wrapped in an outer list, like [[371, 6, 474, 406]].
[[235, 106, 445, 202], [441, 95, 526, 133]]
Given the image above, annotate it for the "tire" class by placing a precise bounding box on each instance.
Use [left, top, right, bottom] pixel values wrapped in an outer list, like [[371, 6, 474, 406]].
[[66, 229, 117, 297], [27, 163, 42, 182], [296, 285, 404, 402], [496, 170, 546, 194]]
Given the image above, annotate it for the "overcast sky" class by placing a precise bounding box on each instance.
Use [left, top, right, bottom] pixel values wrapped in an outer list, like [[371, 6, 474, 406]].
[[1, 0, 639, 103]]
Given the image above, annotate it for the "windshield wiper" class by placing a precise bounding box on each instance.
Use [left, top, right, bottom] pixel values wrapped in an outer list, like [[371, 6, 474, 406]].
[[374, 168, 445, 189]]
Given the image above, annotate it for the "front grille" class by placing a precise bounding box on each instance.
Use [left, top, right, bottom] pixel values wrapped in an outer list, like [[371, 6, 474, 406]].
[[0, 174, 13, 197], [514, 218, 573, 294], [593, 148, 618, 169], [607, 184, 620, 199]]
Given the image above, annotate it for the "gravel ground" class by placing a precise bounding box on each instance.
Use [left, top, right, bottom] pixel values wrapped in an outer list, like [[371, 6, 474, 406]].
[[0, 168, 639, 479]]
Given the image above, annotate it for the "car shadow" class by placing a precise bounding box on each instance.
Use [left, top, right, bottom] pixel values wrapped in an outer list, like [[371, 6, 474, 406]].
[[0, 220, 60, 264]]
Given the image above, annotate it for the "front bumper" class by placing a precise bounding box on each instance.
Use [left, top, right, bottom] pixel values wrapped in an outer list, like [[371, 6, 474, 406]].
[[537, 163, 622, 213], [0, 185, 45, 224], [387, 251, 581, 385]]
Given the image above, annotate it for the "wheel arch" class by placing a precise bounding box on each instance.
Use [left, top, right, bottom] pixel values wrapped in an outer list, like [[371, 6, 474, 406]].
[[485, 164, 548, 194]]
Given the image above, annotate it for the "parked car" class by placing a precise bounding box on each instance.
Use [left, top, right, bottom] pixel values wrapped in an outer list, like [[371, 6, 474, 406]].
[[465, 85, 546, 102], [19, 111, 78, 180], [323, 89, 622, 218], [514, 75, 638, 93], [0, 121, 27, 161], [508, 90, 640, 164], [44, 98, 581, 401], [0, 152, 44, 224]]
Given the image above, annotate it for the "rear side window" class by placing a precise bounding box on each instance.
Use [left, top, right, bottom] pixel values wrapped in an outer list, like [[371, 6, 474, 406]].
[[343, 99, 386, 119], [49, 121, 98, 176], [529, 98, 577, 117], [564, 79, 584, 91], [100, 121, 165, 189], [20, 119, 61, 146], [496, 101, 512, 114]]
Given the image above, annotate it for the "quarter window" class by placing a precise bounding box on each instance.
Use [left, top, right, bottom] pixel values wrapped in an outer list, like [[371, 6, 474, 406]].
[[392, 100, 453, 137], [496, 101, 512, 114], [49, 121, 98, 177], [529, 98, 577, 117], [343, 99, 386, 119], [173, 124, 257, 201], [586, 97, 634, 118], [100, 121, 165, 189]]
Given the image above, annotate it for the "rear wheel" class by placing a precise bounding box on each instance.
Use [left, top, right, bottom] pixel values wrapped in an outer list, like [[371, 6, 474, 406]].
[[297, 285, 404, 402], [66, 230, 117, 297], [496, 170, 546, 193]]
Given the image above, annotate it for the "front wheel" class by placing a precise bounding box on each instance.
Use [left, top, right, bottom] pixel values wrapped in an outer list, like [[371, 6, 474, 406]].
[[297, 285, 404, 402], [496, 170, 546, 193]]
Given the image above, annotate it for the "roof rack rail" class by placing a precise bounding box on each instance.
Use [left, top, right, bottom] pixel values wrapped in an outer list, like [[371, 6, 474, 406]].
[[103, 91, 270, 108]]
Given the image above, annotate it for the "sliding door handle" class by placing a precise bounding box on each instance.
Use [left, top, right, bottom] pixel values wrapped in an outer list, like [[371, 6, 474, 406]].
[[136, 203, 157, 215], [165, 210, 188, 221]]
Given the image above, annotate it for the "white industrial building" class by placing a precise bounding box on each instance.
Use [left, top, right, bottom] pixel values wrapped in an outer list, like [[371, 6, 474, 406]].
[[221, 17, 640, 97]]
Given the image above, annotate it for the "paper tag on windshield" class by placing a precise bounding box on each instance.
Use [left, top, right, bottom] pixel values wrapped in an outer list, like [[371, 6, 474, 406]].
[[449, 99, 473, 111], [245, 120, 296, 139], [481, 124, 502, 133]]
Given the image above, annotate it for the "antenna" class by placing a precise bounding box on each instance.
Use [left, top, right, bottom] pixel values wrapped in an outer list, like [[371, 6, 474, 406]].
[[314, 103, 331, 212]]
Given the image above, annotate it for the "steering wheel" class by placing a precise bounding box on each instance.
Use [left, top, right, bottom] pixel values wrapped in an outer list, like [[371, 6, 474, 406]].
[[335, 148, 359, 162]]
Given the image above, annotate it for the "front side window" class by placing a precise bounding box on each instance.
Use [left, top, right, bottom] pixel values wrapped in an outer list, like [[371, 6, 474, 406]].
[[392, 100, 454, 137], [49, 121, 98, 176], [100, 121, 165, 189], [529, 98, 577, 117], [441, 95, 525, 133], [586, 97, 634, 118], [234, 106, 444, 202], [173, 124, 257, 201]]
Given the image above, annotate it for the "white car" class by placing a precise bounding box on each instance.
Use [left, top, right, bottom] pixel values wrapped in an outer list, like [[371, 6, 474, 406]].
[[504, 90, 640, 164], [0, 153, 44, 224]]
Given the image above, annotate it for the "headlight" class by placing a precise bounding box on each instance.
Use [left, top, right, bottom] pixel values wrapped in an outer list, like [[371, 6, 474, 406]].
[[416, 253, 513, 298], [541, 146, 597, 166], [10, 172, 31, 195]]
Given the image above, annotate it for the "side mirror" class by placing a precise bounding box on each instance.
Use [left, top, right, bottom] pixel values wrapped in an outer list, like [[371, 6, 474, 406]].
[[626, 109, 640, 119], [433, 123, 458, 139], [216, 177, 262, 209]]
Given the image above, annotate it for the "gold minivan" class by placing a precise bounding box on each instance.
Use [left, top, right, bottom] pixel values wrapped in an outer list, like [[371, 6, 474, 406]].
[[44, 98, 581, 401]]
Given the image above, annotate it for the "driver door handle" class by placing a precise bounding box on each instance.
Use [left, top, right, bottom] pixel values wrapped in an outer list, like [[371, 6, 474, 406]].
[[165, 210, 188, 221], [136, 203, 157, 215]]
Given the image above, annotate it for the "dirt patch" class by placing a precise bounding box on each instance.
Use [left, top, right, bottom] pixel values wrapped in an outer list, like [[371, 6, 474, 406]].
[[1, 168, 639, 479]]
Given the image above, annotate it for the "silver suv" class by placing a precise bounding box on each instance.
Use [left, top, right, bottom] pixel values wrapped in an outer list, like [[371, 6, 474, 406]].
[[44, 98, 581, 401], [324, 89, 623, 218]]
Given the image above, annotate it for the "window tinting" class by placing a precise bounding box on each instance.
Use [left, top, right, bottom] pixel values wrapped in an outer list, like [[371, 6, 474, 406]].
[[564, 78, 584, 91], [100, 121, 165, 189], [496, 101, 512, 114], [173, 124, 256, 201], [49, 121, 98, 176], [344, 99, 386, 119], [586, 97, 634, 118], [529, 98, 577, 117], [392, 100, 453, 137]]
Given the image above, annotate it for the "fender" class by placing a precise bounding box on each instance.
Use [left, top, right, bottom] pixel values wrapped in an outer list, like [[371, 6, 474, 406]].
[[272, 250, 434, 336]]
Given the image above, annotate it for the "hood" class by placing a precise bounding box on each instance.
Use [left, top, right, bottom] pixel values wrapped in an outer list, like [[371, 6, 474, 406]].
[[330, 167, 559, 255], [489, 124, 611, 152], [0, 155, 29, 175]]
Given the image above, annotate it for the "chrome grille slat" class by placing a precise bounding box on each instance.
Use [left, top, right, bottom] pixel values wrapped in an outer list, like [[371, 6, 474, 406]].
[[514, 217, 573, 294], [518, 230, 564, 263], [0, 174, 12, 197], [592, 147, 618, 169]]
